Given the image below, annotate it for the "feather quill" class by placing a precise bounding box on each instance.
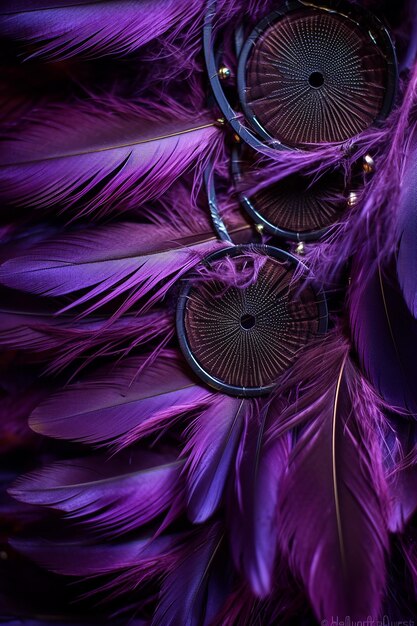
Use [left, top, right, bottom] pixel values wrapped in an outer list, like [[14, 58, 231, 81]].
[[0, 100, 222, 217], [276, 334, 388, 621], [9, 450, 183, 536], [29, 351, 213, 446]]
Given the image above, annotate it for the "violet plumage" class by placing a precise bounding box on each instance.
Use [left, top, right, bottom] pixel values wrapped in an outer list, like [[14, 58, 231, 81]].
[[2, 0, 417, 624]]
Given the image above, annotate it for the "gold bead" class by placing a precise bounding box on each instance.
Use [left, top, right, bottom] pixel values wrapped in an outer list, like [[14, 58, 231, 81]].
[[255, 224, 264, 234], [348, 191, 358, 207], [363, 154, 375, 174], [218, 66, 231, 80], [216, 117, 225, 125], [233, 133, 241, 143], [295, 242, 305, 255]]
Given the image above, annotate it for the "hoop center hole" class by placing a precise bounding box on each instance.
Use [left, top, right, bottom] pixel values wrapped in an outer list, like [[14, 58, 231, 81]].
[[240, 313, 256, 330], [308, 71, 325, 88]]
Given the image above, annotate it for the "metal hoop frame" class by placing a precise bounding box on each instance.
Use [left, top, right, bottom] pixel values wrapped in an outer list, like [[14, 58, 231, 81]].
[[231, 147, 339, 242], [204, 0, 398, 152], [176, 244, 328, 397]]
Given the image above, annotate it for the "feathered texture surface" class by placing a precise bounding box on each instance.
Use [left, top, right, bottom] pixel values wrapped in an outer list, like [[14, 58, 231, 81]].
[[2, 0, 417, 624], [29, 351, 213, 446], [10, 449, 183, 535], [396, 124, 417, 317], [0, 221, 226, 317], [228, 398, 290, 598], [0, 100, 222, 218], [152, 523, 230, 626], [349, 255, 417, 417], [275, 334, 388, 621], [0, 0, 205, 62], [184, 395, 246, 524]]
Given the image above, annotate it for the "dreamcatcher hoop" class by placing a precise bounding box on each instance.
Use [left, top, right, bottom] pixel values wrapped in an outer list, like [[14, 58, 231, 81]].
[[204, 0, 397, 152], [176, 244, 328, 396]]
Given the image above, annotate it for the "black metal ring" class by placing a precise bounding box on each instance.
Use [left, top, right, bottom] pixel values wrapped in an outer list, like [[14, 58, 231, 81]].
[[205, 0, 397, 152]]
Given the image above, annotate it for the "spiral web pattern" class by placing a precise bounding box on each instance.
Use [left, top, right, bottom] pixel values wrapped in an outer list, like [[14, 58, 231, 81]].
[[184, 253, 322, 389], [245, 10, 388, 146]]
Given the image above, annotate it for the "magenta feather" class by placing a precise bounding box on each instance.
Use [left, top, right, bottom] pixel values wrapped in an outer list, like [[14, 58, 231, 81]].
[[9, 449, 183, 536], [275, 334, 388, 622], [0, 0, 205, 62], [0, 222, 225, 318], [183, 395, 246, 524], [229, 398, 290, 598], [152, 523, 230, 626], [29, 351, 213, 446], [0, 99, 222, 217]]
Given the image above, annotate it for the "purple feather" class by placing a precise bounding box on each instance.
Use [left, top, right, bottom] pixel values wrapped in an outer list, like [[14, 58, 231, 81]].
[[276, 334, 388, 621], [183, 395, 246, 524], [11, 534, 177, 579], [10, 449, 183, 536], [0, 99, 222, 217], [350, 256, 417, 417], [0, 0, 205, 61], [228, 398, 290, 598], [0, 222, 225, 318], [396, 124, 417, 317], [29, 351, 213, 446], [0, 302, 172, 373], [152, 523, 231, 626], [384, 419, 417, 532]]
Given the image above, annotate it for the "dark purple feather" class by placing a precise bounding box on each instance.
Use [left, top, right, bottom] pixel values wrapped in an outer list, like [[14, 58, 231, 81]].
[[0, 222, 225, 317], [12, 534, 177, 578], [0, 384, 45, 452], [152, 523, 231, 626], [229, 398, 290, 598], [384, 418, 417, 532], [0, 100, 222, 217], [276, 335, 388, 621], [401, 0, 417, 70], [184, 395, 246, 524], [29, 351, 213, 446], [0, 0, 205, 61], [350, 256, 417, 417], [0, 301, 172, 372], [10, 449, 183, 536], [396, 125, 417, 317]]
